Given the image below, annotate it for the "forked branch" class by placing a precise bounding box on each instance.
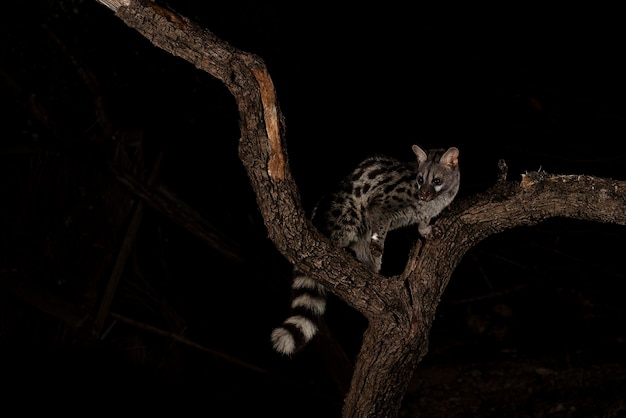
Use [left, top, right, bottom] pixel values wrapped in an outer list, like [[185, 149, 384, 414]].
[[95, 2, 626, 417]]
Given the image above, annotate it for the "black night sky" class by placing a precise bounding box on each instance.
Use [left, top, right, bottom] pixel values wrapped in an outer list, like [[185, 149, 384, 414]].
[[1, 2, 626, 416]]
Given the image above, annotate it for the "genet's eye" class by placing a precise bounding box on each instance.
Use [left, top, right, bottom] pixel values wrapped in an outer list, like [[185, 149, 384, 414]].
[[432, 178, 442, 186], [417, 176, 423, 185]]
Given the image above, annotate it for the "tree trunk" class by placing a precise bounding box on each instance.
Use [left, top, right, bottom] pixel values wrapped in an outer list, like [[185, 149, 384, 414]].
[[344, 319, 427, 417]]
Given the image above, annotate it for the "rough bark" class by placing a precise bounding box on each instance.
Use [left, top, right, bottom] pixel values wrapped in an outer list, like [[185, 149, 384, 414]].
[[95, 1, 626, 416]]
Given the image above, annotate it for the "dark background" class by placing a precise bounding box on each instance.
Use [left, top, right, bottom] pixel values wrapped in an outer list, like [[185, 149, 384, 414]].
[[1, 1, 626, 416]]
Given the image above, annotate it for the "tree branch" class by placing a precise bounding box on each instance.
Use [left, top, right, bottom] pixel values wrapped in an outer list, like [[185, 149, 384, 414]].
[[104, 0, 388, 313]]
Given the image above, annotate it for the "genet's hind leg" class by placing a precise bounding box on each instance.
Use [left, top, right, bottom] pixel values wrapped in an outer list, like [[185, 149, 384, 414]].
[[367, 214, 390, 273]]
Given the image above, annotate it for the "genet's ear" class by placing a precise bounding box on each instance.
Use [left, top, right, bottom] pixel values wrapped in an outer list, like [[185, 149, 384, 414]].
[[441, 147, 459, 169], [412, 145, 428, 165]]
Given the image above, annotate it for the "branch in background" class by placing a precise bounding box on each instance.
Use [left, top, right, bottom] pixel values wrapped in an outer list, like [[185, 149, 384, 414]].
[[0, 272, 88, 327], [94, 151, 165, 335], [110, 165, 244, 263], [108, 311, 275, 378]]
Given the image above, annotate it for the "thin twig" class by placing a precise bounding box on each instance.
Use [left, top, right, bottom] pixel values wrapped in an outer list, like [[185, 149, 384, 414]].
[[94, 153, 164, 335], [109, 311, 276, 378]]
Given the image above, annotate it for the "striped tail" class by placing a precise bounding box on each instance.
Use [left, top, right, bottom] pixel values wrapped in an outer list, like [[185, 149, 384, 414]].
[[270, 268, 327, 356]]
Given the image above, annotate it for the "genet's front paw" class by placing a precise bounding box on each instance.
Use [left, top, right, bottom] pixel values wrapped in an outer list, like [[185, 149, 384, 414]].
[[419, 224, 443, 239]]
